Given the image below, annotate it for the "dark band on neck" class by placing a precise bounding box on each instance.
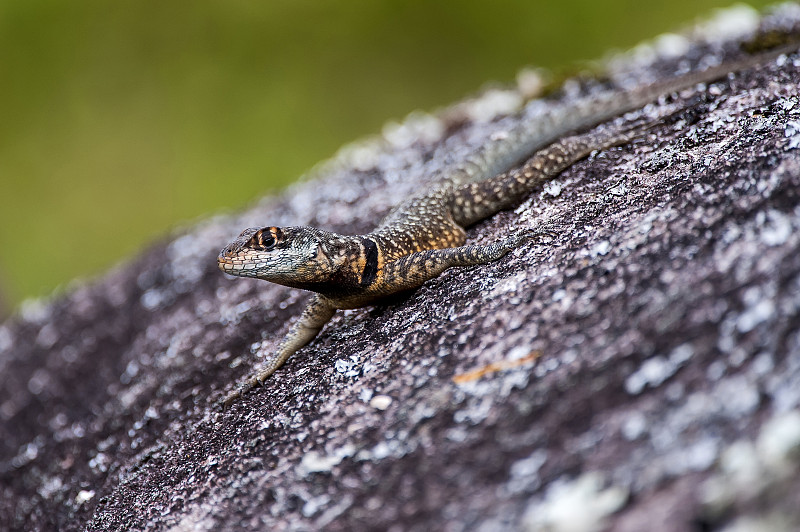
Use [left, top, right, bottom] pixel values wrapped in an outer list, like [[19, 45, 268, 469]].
[[359, 238, 379, 287]]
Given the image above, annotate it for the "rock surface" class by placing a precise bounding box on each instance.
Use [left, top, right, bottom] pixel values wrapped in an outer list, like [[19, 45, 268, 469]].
[[3, 5, 800, 531]]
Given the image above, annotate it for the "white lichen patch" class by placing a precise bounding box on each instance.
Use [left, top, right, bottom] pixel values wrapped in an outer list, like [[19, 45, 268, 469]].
[[736, 286, 776, 334], [446, 88, 524, 126], [621, 411, 649, 441], [505, 450, 548, 495], [19, 297, 51, 324], [0, 325, 11, 353], [624, 343, 694, 395], [368, 394, 392, 410], [488, 271, 530, 298], [651, 33, 692, 59], [75, 489, 96, 505], [37, 476, 64, 499], [702, 410, 800, 519], [297, 444, 356, 477], [334, 355, 362, 378], [298, 452, 340, 475], [516, 67, 548, 99], [605, 4, 757, 82], [784, 120, 800, 149], [693, 4, 760, 43], [382, 111, 444, 150], [759, 209, 793, 247], [521, 473, 628, 532], [589, 240, 612, 258]]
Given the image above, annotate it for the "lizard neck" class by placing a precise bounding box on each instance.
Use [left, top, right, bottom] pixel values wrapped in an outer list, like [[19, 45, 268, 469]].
[[281, 234, 380, 298]]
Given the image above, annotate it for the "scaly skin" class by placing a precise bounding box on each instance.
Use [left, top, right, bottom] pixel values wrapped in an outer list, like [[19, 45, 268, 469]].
[[218, 45, 795, 407]]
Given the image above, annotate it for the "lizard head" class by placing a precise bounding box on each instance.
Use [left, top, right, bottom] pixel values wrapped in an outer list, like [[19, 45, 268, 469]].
[[218, 226, 339, 286]]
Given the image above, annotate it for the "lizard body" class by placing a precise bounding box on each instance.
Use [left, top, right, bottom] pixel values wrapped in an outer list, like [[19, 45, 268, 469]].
[[218, 45, 794, 406]]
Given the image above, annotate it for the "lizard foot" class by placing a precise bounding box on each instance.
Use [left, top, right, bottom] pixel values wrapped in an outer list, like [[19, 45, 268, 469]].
[[218, 361, 284, 409], [218, 375, 261, 410], [508, 223, 559, 248]]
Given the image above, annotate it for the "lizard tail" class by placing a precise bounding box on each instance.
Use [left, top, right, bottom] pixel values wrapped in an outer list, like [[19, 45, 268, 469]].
[[439, 42, 797, 190]]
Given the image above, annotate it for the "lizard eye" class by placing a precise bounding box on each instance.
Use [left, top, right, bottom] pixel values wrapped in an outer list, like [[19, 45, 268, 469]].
[[259, 227, 283, 250], [260, 235, 276, 250], [247, 229, 279, 251]]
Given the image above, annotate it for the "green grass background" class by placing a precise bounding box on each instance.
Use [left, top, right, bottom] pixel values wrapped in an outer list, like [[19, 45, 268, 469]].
[[0, 0, 771, 313]]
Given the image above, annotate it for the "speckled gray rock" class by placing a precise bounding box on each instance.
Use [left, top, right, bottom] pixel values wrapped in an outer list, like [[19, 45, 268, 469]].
[[3, 5, 800, 532]]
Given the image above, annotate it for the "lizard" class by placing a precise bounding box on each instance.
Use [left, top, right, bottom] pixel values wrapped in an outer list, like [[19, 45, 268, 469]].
[[217, 42, 796, 407]]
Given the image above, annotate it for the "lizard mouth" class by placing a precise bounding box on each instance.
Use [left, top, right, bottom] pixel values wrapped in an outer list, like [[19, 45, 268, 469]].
[[218, 240, 249, 272], [217, 254, 251, 275]]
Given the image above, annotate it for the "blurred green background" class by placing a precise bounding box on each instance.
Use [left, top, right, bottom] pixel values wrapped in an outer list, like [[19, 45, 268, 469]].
[[0, 0, 771, 314]]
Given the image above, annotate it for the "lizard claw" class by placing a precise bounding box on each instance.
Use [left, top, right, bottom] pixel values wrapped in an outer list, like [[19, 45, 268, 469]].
[[515, 225, 559, 246], [219, 379, 255, 410], [217, 391, 238, 410], [217, 362, 280, 410]]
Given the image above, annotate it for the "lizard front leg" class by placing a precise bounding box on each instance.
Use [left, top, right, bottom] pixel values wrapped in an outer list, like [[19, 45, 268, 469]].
[[370, 229, 552, 295], [222, 294, 336, 407]]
